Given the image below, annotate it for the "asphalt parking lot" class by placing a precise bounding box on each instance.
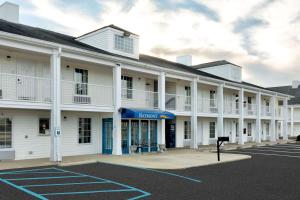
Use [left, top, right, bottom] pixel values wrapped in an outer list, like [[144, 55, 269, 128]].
[[0, 143, 299, 200]]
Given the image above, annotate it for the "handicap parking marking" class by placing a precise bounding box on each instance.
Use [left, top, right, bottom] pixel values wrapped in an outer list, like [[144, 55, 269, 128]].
[[0, 167, 151, 200]]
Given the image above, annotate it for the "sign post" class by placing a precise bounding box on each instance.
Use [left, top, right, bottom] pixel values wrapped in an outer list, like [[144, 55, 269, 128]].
[[217, 137, 229, 161]]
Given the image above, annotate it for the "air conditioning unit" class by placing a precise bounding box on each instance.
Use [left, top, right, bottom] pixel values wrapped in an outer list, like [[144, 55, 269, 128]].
[[73, 95, 91, 104]]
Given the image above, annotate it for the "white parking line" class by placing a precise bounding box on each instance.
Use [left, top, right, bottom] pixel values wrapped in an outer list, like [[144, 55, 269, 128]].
[[229, 150, 300, 158], [261, 145, 300, 149], [243, 148, 300, 154]]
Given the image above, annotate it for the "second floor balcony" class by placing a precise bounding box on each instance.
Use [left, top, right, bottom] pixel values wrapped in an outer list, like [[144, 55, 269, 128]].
[[61, 81, 114, 107], [244, 103, 257, 116], [261, 105, 272, 117], [198, 98, 218, 114], [0, 73, 51, 104], [165, 93, 191, 112], [224, 100, 239, 115], [121, 88, 158, 109]]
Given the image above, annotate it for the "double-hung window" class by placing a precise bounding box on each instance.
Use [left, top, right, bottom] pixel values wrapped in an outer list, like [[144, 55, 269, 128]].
[[209, 122, 216, 138], [185, 86, 191, 110], [75, 69, 88, 95], [247, 123, 252, 136], [121, 76, 133, 99], [78, 118, 91, 144], [0, 117, 12, 149], [114, 34, 134, 54], [184, 121, 191, 140]]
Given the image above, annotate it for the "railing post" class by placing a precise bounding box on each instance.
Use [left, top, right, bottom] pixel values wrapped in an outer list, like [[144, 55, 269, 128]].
[[238, 88, 244, 145], [217, 84, 224, 137], [256, 92, 261, 143], [158, 72, 166, 146], [190, 78, 198, 149], [112, 63, 122, 155], [283, 98, 289, 141], [50, 48, 62, 162], [270, 96, 276, 142]]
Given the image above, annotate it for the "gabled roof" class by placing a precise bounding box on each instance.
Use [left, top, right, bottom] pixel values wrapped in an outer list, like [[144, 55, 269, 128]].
[[268, 86, 300, 105], [192, 60, 241, 69], [77, 24, 138, 39], [0, 19, 289, 96]]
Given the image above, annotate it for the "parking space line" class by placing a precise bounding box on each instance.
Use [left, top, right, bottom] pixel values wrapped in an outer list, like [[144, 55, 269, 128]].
[[22, 181, 109, 188], [228, 150, 300, 158], [257, 146, 300, 151], [53, 167, 151, 199], [6, 175, 85, 181], [0, 177, 47, 200], [40, 188, 136, 196], [0, 168, 56, 175]]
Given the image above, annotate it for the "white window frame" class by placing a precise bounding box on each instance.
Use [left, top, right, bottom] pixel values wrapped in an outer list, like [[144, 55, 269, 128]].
[[114, 34, 134, 54], [247, 123, 252, 136], [74, 68, 88, 96], [78, 118, 92, 144], [209, 121, 216, 139], [0, 117, 12, 149], [184, 121, 191, 140], [121, 75, 133, 99]]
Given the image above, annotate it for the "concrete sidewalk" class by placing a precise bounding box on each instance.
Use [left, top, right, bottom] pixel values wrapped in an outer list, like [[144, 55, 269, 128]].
[[0, 149, 250, 170]]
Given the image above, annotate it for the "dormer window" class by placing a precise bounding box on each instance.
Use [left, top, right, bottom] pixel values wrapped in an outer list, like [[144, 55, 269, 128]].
[[114, 34, 134, 54]]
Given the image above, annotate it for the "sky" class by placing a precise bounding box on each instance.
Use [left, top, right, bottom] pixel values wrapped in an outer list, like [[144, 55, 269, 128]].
[[2, 0, 300, 87]]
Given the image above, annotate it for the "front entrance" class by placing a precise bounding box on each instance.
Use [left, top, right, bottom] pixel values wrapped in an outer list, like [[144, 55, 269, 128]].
[[121, 120, 129, 154], [102, 118, 113, 154], [166, 120, 176, 148]]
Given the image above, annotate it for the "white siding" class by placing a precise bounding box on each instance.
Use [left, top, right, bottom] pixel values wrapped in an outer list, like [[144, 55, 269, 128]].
[[200, 64, 242, 82]]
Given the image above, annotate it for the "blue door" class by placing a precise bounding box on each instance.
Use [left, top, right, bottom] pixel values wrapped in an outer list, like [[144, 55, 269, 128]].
[[150, 120, 158, 151], [141, 120, 149, 152], [121, 120, 129, 154], [102, 118, 113, 154]]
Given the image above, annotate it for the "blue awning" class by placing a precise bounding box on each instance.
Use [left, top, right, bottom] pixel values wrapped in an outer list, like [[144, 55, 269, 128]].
[[121, 108, 175, 120]]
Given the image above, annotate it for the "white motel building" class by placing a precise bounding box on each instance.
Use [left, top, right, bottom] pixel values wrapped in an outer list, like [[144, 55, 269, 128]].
[[0, 2, 293, 162]]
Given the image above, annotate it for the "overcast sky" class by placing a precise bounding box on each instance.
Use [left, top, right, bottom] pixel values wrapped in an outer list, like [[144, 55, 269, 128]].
[[4, 0, 300, 87]]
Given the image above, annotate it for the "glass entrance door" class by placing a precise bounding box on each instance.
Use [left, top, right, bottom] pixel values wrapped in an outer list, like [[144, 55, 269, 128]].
[[131, 120, 139, 146], [102, 118, 113, 154], [150, 120, 157, 151], [141, 120, 149, 152], [121, 120, 129, 154]]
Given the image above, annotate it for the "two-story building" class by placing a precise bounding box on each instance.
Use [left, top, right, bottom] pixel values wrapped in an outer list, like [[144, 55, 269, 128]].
[[0, 2, 291, 161], [269, 80, 300, 138]]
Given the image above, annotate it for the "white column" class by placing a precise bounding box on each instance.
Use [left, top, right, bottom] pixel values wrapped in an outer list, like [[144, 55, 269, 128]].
[[217, 84, 224, 137], [283, 98, 289, 141], [190, 78, 198, 149], [238, 88, 245, 145], [290, 106, 294, 137], [256, 92, 262, 143], [270, 96, 276, 142], [50, 48, 62, 162], [158, 72, 166, 145], [112, 63, 122, 155]]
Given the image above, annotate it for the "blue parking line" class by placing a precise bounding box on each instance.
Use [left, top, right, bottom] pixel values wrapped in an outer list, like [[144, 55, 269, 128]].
[[22, 181, 109, 188], [40, 188, 136, 196], [53, 167, 151, 199], [2, 171, 67, 175], [6, 175, 85, 181], [0, 167, 56, 175], [0, 177, 47, 200]]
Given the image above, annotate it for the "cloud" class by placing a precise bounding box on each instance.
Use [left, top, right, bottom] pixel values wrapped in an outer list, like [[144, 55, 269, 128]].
[[1, 0, 299, 87]]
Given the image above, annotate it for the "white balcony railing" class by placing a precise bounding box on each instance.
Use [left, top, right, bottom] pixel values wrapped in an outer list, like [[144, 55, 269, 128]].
[[276, 106, 284, 118], [165, 93, 191, 112], [198, 98, 218, 114], [224, 101, 239, 115], [0, 73, 51, 103], [121, 88, 158, 109], [61, 81, 114, 107], [261, 105, 272, 116], [244, 103, 257, 116]]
